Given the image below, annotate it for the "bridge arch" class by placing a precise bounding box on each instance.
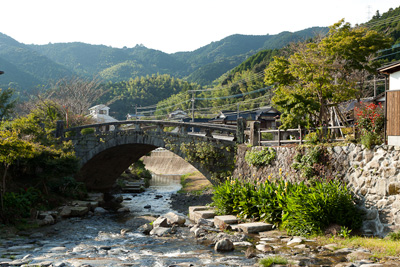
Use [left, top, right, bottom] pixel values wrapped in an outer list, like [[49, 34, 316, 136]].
[[62, 120, 240, 191]]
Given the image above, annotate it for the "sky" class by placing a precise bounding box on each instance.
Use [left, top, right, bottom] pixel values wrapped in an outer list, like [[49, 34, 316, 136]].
[[0, 0, 399, 54]]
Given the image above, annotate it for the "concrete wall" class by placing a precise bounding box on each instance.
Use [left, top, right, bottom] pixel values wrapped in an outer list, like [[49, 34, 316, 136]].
[[142, 149, 199, 175], [233, 144, 400, 237]]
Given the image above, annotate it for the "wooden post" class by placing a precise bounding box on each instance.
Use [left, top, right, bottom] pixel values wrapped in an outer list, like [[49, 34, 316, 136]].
[[236, 117, 246, 144], [299, 126, 303, 145], [179, 125, 188, 134], [250, 121, 260, 146], [278, 128, 281, 146]]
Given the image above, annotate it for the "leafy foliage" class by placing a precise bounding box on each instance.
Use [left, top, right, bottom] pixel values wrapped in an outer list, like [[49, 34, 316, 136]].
[[292, 146, 331, 180], [282, 181, 362, 236], [264, 20, 391, 129], [245, 147, 276, 167], [2, 187, 45, 222], [0, 88, 16, 121], [355, 102, 384, 149], [212, 177, 361, 236]]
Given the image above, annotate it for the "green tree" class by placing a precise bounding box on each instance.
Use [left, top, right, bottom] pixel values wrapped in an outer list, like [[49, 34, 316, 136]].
[[0, 130, 36, 211], [264, 20, 391, 129], [0, 88, 16, 122]]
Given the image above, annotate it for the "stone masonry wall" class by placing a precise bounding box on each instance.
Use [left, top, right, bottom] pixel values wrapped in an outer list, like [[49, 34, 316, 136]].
[[232, 144, 400, 237]]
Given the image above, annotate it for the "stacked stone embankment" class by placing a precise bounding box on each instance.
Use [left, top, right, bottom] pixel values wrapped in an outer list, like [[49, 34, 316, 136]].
[[233, 143, 400, 237]]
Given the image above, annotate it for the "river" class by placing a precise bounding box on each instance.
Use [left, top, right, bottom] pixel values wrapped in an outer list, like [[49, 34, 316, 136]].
[[0, 174, 257, 267]]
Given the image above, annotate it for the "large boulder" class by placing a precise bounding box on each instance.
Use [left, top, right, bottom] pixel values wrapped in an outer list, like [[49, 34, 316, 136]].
[[163, 212, 186, 226], [152, 217, 169, 228], [214, 238, 234, 252]]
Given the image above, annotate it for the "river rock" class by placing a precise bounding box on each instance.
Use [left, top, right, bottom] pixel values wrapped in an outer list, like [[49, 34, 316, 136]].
[[70, 206, 89, 217], [138, 223, 153, 235], [197, 218, 214, 227], [346, 249, 373, 261], [37, 214, 55, 226], [27, 260, 53, 266], [59, 206, 72, 217], [214, 238, 234, 251], [194, 227, 206, 238], [150, 227, 172, 236], [256, 244, 274, 253], [334, 263, 357, 267], [93, 207, 108, 214], [153, 217, 169, 228], [245, 247, 257, 259], [163, 212, 186, 226], [117, 207, 130, 213], [287, 237, 304, 246]]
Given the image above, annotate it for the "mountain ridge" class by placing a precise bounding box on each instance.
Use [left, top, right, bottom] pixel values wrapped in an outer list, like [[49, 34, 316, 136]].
[[0, 26, 328, 91]]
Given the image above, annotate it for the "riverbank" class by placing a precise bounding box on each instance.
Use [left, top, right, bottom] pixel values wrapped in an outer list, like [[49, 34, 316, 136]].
[[170, 171, 213, 215]]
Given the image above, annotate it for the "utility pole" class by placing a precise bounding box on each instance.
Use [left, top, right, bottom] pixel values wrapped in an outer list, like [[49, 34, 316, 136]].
[[135, 104, 138, 120], [237, 102, 240, 120], [191, 92, 195, 132]]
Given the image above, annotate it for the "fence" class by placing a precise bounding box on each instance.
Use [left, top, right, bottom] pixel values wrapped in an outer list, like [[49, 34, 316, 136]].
[[246, 121, 355, 146]]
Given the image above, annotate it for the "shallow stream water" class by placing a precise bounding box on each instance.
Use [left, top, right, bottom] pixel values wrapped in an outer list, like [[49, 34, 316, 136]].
[[0, 175, 256, 267]]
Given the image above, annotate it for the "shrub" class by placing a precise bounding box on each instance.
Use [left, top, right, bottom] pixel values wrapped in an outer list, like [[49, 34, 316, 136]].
[[282, 180, 361, 236], [212, 178, 245, 215], [48, 176, 87, 200], [304, 132, 319, 144], [360, 132, 383, 149], [245, 147, 276, 167], [292, 146, 330, 180], [355, 102, 384, 148], [212, 177, 361, 236], [81, 127, 95, 135], [2, 187, 45, 223]]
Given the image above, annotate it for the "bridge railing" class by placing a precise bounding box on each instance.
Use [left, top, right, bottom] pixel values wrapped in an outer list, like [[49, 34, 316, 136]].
[[56, 120, 239, 141]]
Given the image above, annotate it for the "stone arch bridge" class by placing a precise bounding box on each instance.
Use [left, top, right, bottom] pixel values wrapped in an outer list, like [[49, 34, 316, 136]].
[[57, 120, 246, 191]]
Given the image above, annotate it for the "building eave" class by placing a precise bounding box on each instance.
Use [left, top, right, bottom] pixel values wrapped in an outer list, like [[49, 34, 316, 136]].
[[378, 61, 400, 74]]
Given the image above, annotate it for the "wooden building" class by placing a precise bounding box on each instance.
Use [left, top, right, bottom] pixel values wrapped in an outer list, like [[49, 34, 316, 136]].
[[378, 61, 400, 146]]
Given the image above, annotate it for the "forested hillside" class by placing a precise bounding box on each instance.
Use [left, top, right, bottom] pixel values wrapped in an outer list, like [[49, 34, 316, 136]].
[[99, 74, 200, 119], [0, 26, 328, 93], [368, 5, 400, 62], [0, 33, 73, 92]]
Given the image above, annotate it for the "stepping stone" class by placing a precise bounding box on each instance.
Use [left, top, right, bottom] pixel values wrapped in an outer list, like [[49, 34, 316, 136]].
[[237, 222, 273, 233], [192, 210, 216, 223], [189, 206, 213, 221], [214, 215, 238, 229]]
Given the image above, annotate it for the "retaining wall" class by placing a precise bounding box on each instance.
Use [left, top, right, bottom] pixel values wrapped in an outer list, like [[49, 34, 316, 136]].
[[233, 143, 400, 237]]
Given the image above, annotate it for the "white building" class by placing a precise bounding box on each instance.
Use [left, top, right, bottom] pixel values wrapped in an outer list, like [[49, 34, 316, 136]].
[[378, 61, 400, 146], [88, 104, 118, 131]]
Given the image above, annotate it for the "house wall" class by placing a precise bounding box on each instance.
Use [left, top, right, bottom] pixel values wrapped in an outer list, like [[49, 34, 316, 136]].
[[390, 71, 400, 90], [388, 72, 400, 145]]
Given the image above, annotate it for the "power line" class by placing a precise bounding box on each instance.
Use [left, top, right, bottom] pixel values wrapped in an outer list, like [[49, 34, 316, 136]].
[[188, 71, 265, 93], [195, 86, 272, 101]]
